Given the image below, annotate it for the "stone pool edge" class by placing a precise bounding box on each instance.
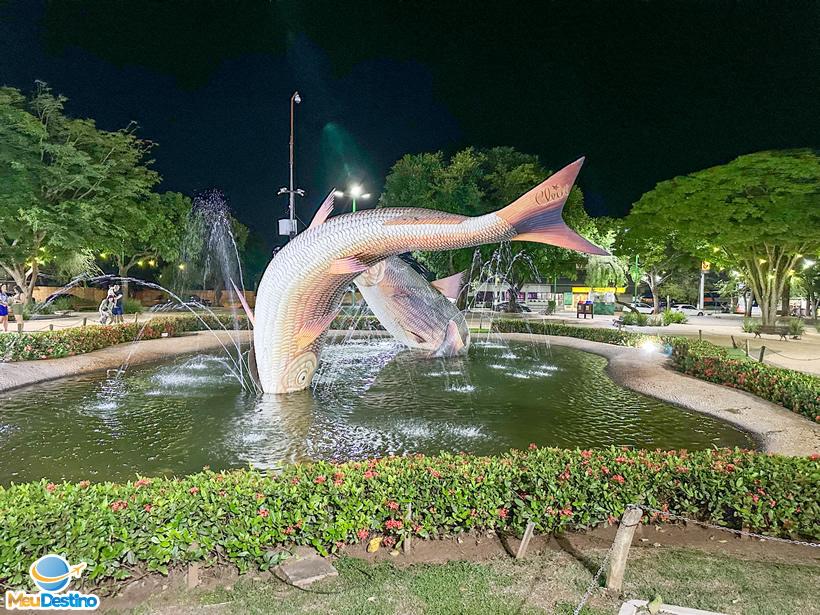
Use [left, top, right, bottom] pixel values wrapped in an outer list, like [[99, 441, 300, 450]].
[[496, 332, 820, 457]]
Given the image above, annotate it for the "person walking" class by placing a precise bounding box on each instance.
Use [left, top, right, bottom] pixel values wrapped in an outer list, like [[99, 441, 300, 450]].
[[0, 284, 9, 333]]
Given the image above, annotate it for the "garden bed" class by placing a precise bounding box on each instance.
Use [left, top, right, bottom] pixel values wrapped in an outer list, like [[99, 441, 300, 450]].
[[0, 447, 816, 590]]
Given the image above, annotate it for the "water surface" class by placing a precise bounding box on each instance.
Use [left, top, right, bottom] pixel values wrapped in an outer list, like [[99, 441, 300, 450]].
[[0, 339, 752, 483]]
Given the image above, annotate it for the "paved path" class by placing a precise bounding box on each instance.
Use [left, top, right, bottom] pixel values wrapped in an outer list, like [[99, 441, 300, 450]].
[[468, 311, 820, 375], [496, 332, 820, 456]]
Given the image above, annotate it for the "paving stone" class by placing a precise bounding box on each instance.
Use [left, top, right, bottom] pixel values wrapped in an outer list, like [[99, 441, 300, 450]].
[[273, 549, 338, 589]]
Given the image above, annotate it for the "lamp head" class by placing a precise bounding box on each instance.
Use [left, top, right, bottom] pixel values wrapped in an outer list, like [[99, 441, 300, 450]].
[[293, 91, 301, 104], [349, 184, 363, 198]]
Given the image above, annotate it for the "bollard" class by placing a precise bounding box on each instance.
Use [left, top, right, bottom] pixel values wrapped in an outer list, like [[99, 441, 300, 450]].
[[606, 506, 643, 592], [698, 329, 702, 341], [17, 322, 23, 333], [515, 521, 537, 559], [745, 339, 749, 358], [758, 345, 766, 362], [82, 317, 87, 327], [49, 324, 54, 331]]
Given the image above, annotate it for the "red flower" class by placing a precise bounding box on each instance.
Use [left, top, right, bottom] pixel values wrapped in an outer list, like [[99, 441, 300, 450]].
[[134, 478, 151, 489], [414, 524, 423, 533], [387, 500, 399, 510], [363, 470, 377, 480], [615, 456, 627, 463], [143, 504, 153, 512], [110, 499, 128, 512], [607, 515, 618, 525], [189, 486, 199, 495], [314, 475, 326, 484], [46, 482, 56, 493], [601, 466, 610, 475], [470, 509, 477, 517], [580, 450, 592, 459], [752, 494, 759, 503], [428, 468, 442, 479], [769, 499, 777, 507], [560, 507, 573, 517], [258, 508, 269, 518], [725, 463, 736, 473], [357, 528, 369, 541], [283, 525, 294, 535], [290, 477, 300, 485], [78, 480, 90, 489], [256, 492, 265, 500], [383, 536, 396, 548], [497, 507, 509, 519], [611, 474, 625, 484], [219, 490, 227, 497], [385, 519, 403, 530], [810, 453, 820, 461], [528, 443, 537, 450]]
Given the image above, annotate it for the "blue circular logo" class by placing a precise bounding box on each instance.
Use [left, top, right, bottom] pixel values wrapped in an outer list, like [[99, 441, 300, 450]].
[[30, 555, 71, 592]]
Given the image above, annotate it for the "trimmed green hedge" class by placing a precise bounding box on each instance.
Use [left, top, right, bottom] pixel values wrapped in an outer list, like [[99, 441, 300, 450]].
[[0, 448, 816, 588], [0, 315, 248, 362], [491, 319, 820, 420], [671, 340, 819, 420]]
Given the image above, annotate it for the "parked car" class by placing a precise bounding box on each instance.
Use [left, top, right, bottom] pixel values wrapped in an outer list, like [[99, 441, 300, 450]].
[[493, 302, 532, 313], [625, 302, 654, 314], [671, 303, 704, 317]]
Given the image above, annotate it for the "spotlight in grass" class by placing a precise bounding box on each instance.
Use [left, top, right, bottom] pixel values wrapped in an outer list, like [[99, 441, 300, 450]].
[[640, 339, 660, 353]]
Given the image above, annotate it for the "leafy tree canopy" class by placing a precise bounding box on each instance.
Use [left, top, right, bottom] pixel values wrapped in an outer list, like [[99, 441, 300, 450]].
[[618, 150, 820, 322]]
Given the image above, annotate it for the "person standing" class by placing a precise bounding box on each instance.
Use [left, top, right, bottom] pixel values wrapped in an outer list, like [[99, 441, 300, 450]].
[[110, 284, 124, 324], [10, 286, 25, 328], [0, 284, 9, 333]]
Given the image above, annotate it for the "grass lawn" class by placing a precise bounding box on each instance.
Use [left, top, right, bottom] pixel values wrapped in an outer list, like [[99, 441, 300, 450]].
[[134, 545, 819, 615]]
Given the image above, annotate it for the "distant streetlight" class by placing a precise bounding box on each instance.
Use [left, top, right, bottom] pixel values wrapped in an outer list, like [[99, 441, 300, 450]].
[[334, 184, 371, 212], [278, 91, 304, 239]]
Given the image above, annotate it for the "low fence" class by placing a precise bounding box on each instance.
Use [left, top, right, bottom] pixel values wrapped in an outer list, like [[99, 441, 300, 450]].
[[31, 286, 256, 308]]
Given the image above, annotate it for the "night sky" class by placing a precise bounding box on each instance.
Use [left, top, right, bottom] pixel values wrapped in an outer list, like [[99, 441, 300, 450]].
[[2, 0, 818, 251]]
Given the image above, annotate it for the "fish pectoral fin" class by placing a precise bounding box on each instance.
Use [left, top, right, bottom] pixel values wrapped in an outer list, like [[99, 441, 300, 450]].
[[433, 319, 466, 357], [308, 189, 336, 229], [408, 330, 427, 344], [431, 271, 465, 301], [329, 256, 370, 274], [295, 309, 340, 349]]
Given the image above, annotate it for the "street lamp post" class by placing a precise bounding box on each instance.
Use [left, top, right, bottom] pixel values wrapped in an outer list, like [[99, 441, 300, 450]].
[[278, 91, 304, 239], [334, 184, 371, 212]]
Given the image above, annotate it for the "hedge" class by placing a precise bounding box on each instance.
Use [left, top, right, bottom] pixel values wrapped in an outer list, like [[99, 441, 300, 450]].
[[492, 319, 820, 420], [0, 314, 248, 362], [671, 340, 820, 420], [0, 447, 816, 589]]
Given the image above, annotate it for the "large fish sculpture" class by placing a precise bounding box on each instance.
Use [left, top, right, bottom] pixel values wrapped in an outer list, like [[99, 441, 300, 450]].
[[254, 158, 606, 394], [355, 257, 469, 357]]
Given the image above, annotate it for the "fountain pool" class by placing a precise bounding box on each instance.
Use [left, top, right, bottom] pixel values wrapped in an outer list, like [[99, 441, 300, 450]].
[[0, 339, 752, 483]]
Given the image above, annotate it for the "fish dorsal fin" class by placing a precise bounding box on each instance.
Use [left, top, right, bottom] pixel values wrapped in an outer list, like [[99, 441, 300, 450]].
[[383, 213, 465, 226], [295, 309, 340, 350], [431, 271, 465, 301], [329, 256, 370, 275], [230, 279, 255, 327], [308, 190, 336, 230]]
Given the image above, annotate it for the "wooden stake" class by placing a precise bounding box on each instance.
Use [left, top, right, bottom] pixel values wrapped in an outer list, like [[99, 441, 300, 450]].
[[745, 339, 749, 358], [49, 324, 54, 331], [403, 504, 412, 554], [606, 506, 643, 592], [82, 317, 87, 327], [515, 521, 536, 559], [134, 312, 139, 324], [730, 335, 737, 349], [758, 345, 766, 362], [698, 329, 702, 341]]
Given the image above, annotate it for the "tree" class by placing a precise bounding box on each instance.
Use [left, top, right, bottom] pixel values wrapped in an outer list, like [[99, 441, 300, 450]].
[[100, 191, 193, 296], [0, 83, 159, 302], [380, 147, 599, 310], [584, 217, 629, 288], [620, 150, 820, 324]]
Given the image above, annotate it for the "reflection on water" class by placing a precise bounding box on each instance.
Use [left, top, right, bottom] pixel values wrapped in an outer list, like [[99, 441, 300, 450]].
[[0, 340, 753, 483]]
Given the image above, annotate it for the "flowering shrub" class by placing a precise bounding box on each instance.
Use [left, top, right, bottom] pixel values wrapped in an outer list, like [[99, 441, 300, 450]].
[[0, 315, 248, 362], [671, 340, 819, 420], [492, 319, 819, 420], [0, 448, 816, 588]]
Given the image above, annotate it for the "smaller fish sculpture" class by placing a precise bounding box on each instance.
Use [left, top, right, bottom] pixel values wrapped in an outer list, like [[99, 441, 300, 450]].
[[355, 257, 469, 357]]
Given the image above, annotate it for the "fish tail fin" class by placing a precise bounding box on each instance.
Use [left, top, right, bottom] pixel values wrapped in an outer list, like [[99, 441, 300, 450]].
[[433, 319, 468, 357], [496, 158, 608, 255]]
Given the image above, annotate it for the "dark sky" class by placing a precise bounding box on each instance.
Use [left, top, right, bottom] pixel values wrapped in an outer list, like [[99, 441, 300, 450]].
[[2, 0, 818, 250]]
